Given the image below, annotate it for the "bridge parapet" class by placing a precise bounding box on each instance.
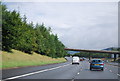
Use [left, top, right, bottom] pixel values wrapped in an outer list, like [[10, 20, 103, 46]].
[[64, 48, 120, 54]]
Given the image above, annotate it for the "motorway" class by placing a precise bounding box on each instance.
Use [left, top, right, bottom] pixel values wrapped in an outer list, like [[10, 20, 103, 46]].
[[2, 57, 120, 81]]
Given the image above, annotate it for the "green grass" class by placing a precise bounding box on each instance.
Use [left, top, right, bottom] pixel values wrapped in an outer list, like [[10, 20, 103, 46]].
[[1, 49, 66, 69]]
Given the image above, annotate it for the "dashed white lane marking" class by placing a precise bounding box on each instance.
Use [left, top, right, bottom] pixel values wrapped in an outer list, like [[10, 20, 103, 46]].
[[4, 63, 71, 81], [109, 70, 112, 72], [117, 74, 120, 76], [77, 72, 80, 75], [71, 79, 74, 81], [107, 68, 120, 77]]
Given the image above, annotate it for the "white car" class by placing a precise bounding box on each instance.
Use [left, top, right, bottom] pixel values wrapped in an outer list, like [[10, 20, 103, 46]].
[[72, 56, 80, 64]]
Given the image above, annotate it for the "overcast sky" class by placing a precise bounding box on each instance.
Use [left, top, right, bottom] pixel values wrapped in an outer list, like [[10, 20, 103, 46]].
[[4, 2, 118, 50]]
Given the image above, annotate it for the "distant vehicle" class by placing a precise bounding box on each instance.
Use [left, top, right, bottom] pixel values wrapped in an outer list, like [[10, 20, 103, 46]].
[[80, 58, 83, 61], [82, 57, 86, 60], [89, 59, 104, 71], [72, 56, 80, 64], [80, 57, 86, 61]]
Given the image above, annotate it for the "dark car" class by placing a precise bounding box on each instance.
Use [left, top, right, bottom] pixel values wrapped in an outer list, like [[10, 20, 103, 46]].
[[80, 58, 83, 61], [90, 59, 104, 71]]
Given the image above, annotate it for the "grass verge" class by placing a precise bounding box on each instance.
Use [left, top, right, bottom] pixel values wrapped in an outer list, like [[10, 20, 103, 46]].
[[1, 49, 66, 69]]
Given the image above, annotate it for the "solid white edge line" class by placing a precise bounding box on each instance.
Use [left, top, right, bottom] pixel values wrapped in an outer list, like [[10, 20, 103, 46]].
[[3, 63, 71, 81]]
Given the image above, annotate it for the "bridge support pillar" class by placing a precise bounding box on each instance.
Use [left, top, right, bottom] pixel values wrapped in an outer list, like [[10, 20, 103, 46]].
[[89, 53, 91, 60], [114, 54, 116, 62]]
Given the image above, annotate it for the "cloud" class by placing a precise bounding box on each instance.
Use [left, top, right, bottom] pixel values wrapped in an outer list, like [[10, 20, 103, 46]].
[[4, 2, 118, 50]]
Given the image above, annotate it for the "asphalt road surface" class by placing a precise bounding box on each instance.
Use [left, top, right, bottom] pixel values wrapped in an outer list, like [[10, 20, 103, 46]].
[[2, 57, 120, 81]]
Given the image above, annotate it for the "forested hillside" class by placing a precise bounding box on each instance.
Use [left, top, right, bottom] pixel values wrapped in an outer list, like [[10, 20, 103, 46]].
[[1, 3, 67, 58]]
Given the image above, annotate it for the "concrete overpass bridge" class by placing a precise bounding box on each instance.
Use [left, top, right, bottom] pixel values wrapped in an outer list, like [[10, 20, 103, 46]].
[[64, 48, 120, 61]]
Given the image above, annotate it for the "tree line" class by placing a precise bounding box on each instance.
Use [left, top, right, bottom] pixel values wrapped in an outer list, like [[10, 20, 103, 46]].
[[1, 3, 67, 58], [73, 52, 111, 58]]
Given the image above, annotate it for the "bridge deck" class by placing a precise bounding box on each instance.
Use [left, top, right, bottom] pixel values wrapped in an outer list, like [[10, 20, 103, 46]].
[[64, 48, 120, 54]]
